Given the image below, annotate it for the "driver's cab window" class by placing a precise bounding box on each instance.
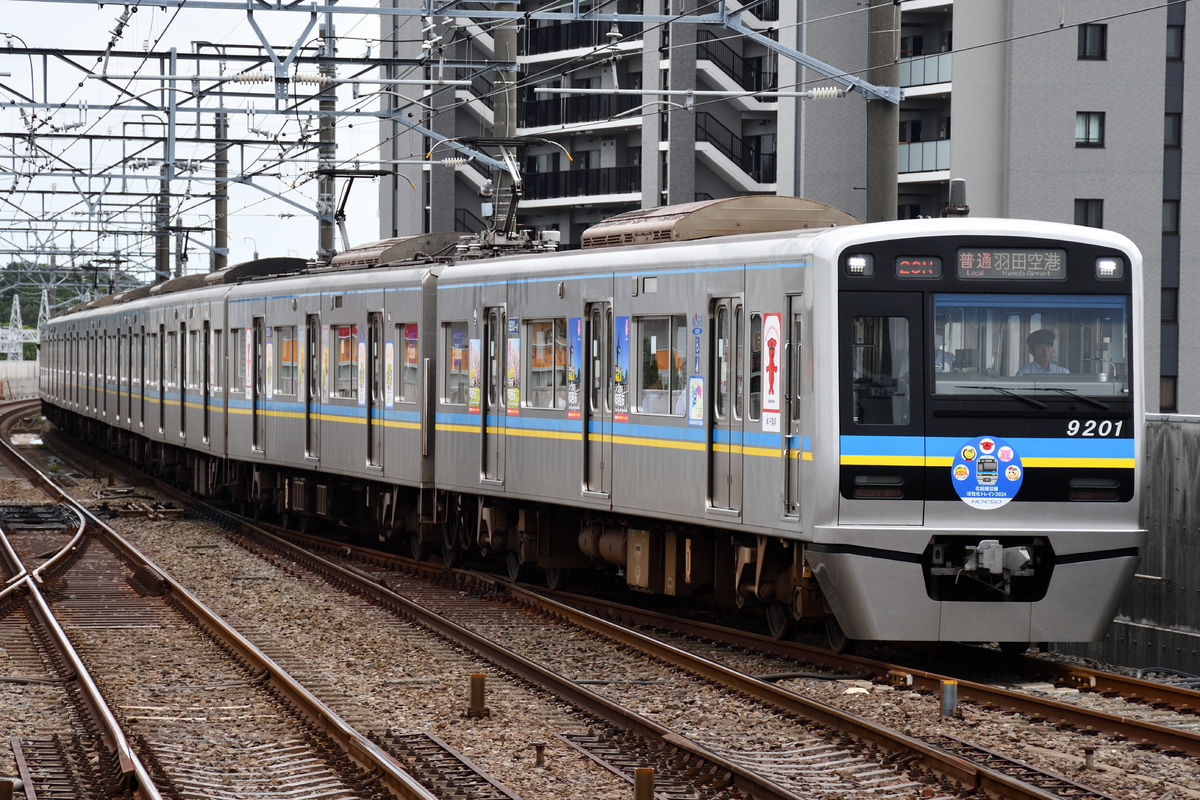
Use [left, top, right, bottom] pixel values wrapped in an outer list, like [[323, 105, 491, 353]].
[[851, 316, 910, 425]]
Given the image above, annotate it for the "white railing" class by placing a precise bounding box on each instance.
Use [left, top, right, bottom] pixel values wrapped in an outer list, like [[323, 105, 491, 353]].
[[900, 52, 952, 87], [899, 139, 950, 173]]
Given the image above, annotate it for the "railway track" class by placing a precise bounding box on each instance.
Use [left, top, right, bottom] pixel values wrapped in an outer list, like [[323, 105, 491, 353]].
[[23, 403, 1200, 799], [154, 511, 1125, 800], [0, 400, 439, 800]]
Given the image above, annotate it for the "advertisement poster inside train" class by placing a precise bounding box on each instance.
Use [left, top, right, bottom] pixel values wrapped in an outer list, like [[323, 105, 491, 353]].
[[614, 316, 630, 422], [357, 338, 367, 406], [507, 317, 520, 415], [468, 338, 481, 414], [384, 340, 394, 408], [321, 325, 329, 400], [567, 317, 582, 419]]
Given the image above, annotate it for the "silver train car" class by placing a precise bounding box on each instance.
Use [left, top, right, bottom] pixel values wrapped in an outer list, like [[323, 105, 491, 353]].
[[39, 201, 1146, 648]]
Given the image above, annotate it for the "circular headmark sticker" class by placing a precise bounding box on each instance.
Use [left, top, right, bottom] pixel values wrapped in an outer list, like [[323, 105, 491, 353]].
[[951, 435, 1023, 509]]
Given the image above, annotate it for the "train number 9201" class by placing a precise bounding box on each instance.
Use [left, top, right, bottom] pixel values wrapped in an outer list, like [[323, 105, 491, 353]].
[[1066, 419, 1125, 437]]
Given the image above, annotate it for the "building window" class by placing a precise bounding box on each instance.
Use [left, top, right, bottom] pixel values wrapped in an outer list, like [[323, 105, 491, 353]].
[[1161, 376, 1177, 413], [1165, 113, 1182, 147], [1167, 25, 1184, 60], [1074, 199, 1104, 228], [1075, 112, 1105, 147], [1162, 288, 1179, 323], [1164, 199, 1180, 234], [1078, 24, 1107, 59]]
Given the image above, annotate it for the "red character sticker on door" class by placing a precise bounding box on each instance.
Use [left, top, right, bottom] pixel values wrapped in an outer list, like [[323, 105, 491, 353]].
[[762, 312, 782, 432]]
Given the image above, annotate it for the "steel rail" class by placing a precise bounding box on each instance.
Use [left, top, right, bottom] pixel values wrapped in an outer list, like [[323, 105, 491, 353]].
[[39, 406, 1193, 788], [227, 521, 812, 800], [0, 400, 161, 799], [221, 519, 1076, 800], [534, 590, 1200, 757], [3, 403, 440, 800]]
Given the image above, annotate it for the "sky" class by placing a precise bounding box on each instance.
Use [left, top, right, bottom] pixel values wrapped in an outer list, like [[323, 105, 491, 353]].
[[1, 0, 407, 280]]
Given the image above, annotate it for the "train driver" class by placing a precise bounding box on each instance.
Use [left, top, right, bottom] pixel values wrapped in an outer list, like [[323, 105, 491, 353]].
[[1016, 329, 1069, 376]]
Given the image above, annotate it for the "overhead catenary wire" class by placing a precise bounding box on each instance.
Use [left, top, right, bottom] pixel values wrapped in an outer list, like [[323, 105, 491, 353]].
[[1, 0, 1186, 272]]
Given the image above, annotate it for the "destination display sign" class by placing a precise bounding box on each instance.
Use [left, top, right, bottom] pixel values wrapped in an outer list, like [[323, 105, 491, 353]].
[[895, 256, 942, 278], [956, 248, 1067, 280]]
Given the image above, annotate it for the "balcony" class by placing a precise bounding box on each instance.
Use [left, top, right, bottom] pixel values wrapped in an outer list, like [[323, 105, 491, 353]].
[[898, 139, 950, 174], [524, 20, 642, 56], [900, 53, 951, 88], [523, 165, 641, 200], [519, 94, 641, 129]]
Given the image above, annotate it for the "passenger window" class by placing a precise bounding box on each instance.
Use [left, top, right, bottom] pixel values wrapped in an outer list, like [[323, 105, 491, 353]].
[[211, 330, 223, 392], [442, 321, 468, 404], [396, 323, 419, 403], [188, 330, 201, 390], [734, 305, 744, 420], [228, 328, 244, 395], [636, 315, 687, 415], [148, 333, 159, 386], [332, 324, 358, 399], [165, 331, 178, 388], [525, 318, 567, 409], [850, 316, 910, 425], [276, 326, 298, 395]]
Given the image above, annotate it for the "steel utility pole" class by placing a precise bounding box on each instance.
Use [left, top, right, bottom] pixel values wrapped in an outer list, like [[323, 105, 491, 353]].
[[318, 17, 338, 262], [866, 0, 900, 222], [214, 110, 229, 272]]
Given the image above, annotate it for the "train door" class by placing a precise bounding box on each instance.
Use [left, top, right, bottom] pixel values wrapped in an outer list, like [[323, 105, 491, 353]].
[[202, 320, 211, 442], [709, 298, 743, 512], [305, 314, 321, 459], [124, 329, 133, 423], [252, 317, 265, 451], [139, 326, 146, 425], [482, 306, 506, 482], [179, 323, 187, 440], [116, 331, 124, 423], [157, 324, 165, 431], [783, 296, 804, 516], [367, 311, 384, 468], [583, 302, 613, 496], [101, 334, 108, 417]]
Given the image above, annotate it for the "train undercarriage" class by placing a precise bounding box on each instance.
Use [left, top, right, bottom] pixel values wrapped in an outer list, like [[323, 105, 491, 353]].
[[49, 406, 837, 643]]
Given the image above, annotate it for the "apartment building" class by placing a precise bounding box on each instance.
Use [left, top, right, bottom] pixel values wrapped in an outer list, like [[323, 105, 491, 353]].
[[380, 1, 1188, 412]]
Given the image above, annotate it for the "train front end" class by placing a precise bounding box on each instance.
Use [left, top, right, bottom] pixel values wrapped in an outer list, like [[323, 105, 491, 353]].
[[807, 219, 1145, 644]]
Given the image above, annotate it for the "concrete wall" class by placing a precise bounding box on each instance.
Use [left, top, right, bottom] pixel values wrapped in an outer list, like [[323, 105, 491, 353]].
[[1057, 415, 1200, 671], [0, 360, 39, 400]]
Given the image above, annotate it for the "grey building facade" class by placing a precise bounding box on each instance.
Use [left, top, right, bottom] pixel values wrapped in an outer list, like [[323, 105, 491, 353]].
[[380, 0, 1189, 413]]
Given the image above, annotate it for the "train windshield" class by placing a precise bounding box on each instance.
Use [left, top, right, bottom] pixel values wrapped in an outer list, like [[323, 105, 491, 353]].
[[931, 293, 1130, 397]]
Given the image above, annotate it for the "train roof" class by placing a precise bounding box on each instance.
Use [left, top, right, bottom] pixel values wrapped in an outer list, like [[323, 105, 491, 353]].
[[43, 212, 1143, 325], [580, 196, 861, 249]]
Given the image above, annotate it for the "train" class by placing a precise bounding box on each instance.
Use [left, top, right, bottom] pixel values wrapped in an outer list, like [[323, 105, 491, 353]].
[[37, 196, 1146, 649]]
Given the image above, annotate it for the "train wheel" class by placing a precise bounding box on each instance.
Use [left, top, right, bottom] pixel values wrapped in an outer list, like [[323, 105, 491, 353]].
[[506, 551, 524, 583], [998, 641, 1029, 657], [442, 542, 461, 568], [409, 532, 430, 561], [544, 567, 569, 591], [767, 602, 794, 641], [825, 615, 857, 654]]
